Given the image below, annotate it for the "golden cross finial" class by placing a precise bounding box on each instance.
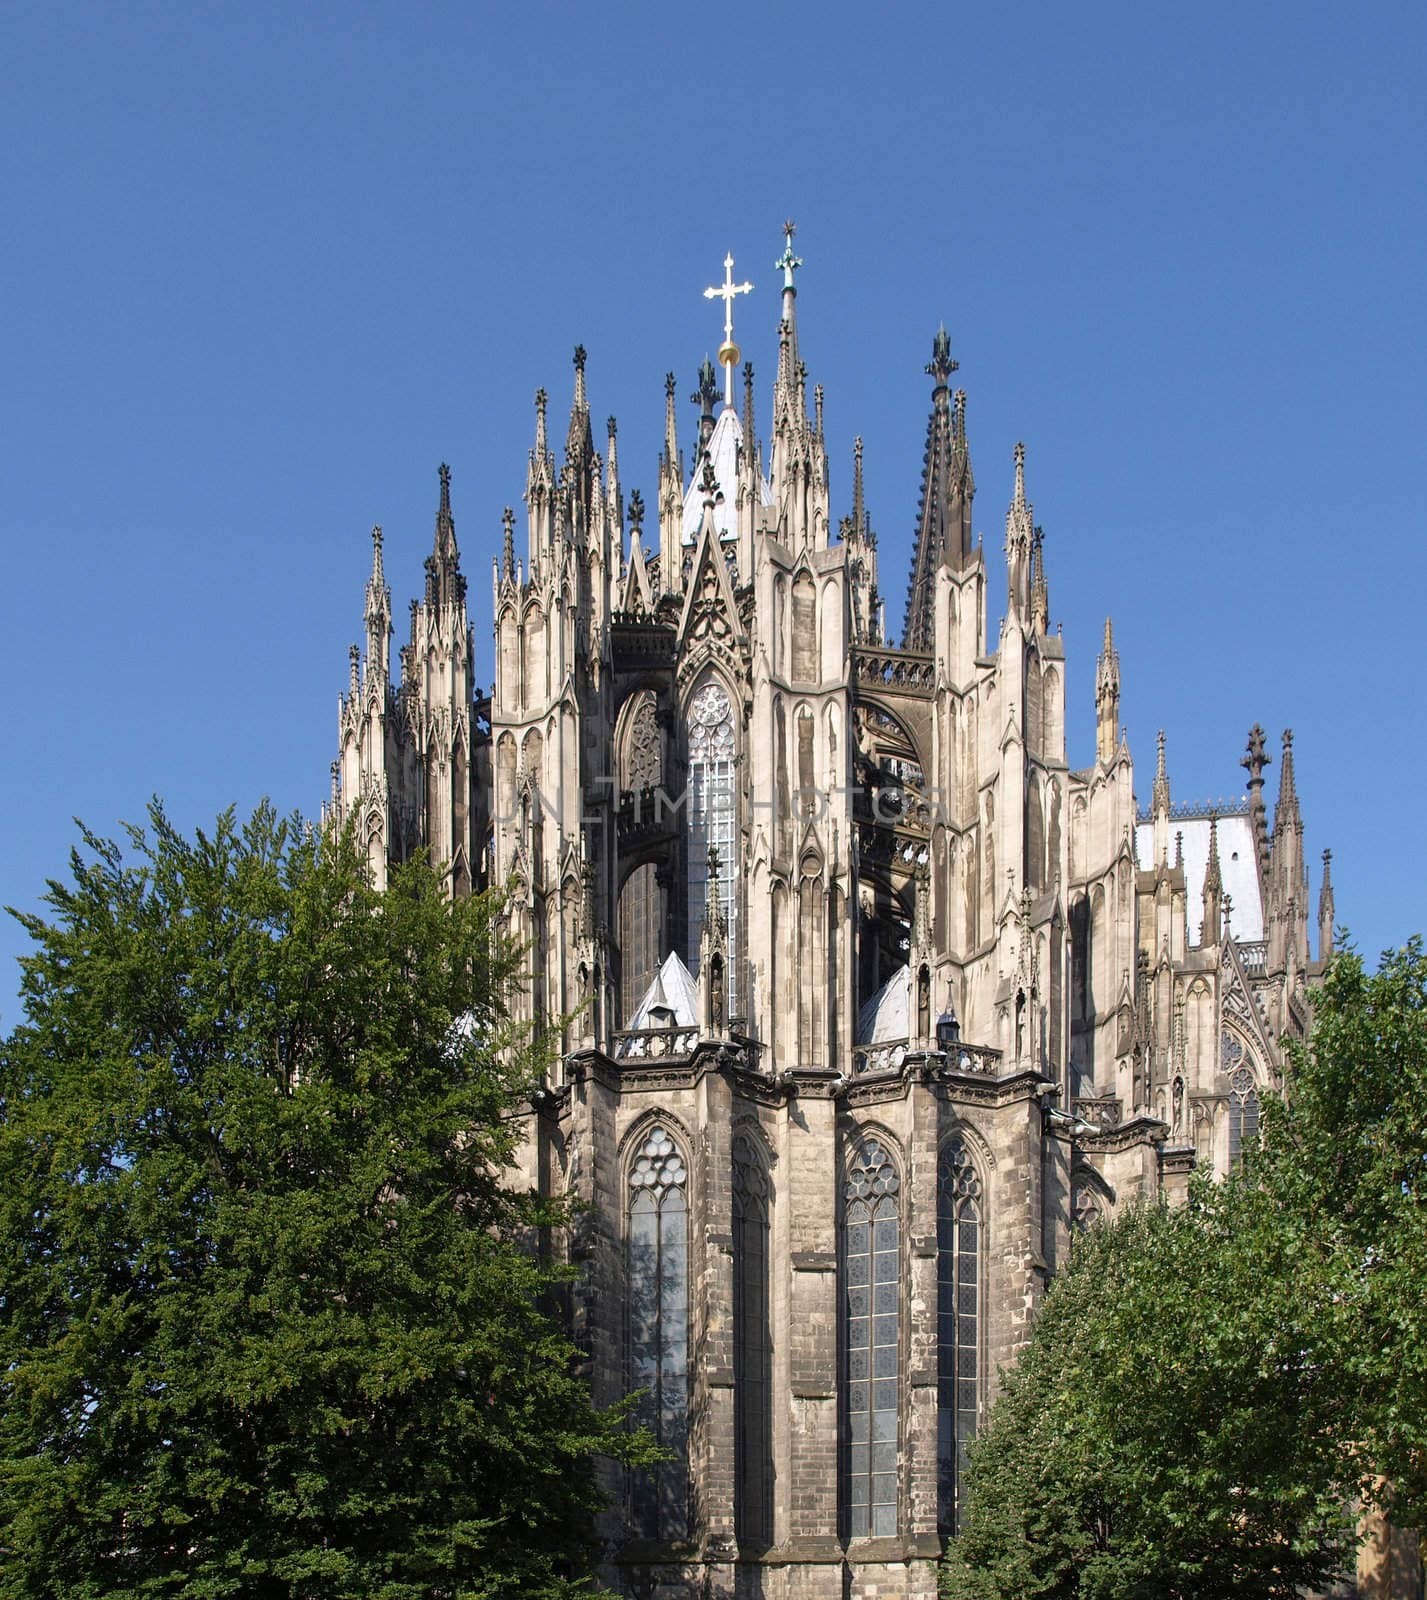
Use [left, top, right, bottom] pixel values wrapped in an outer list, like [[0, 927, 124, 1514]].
[[704, 253, 753, 409]]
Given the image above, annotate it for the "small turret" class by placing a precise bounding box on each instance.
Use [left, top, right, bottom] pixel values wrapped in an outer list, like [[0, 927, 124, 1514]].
[[1096, 617, 1121, 764]]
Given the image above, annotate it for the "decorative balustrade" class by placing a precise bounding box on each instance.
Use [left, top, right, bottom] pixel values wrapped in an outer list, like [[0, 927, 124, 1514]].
[[1236, 940, 1267, 972], [1072, 1095, 1123, 1130], [614, 1025, 700, 1061], [851, 1038, 1002, 1077], [851, 648, 936, 696], [1134, 795, 1251, 823]]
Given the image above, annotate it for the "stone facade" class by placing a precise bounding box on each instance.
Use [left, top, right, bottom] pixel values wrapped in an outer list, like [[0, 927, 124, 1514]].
[[328, 234, 1333, 1599]]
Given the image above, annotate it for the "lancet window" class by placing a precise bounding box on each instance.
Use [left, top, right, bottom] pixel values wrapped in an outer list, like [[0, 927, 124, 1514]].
[[628, 1126, 689, 1538], [733, 1135, 773, 1547], [686, 681, 737, 994], [937, 1139, 982, 1533], [1223, 1030, 1261, 1170], [843, 1137, 900, 1538]]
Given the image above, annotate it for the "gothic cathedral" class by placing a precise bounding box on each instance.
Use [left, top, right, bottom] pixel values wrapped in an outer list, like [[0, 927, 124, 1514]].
[[329, 231, 1333, 1600]]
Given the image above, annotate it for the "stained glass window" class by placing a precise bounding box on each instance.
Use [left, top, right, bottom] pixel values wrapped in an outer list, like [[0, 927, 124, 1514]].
[[1228, 1062, 1260, 1170], [1222, 1031, 1261, 1170], [733, 1135, 773, 1547], [937, 1139, 981, 1533], [687, 681, 737, 1003], [628, 1126, 689, 1538], [843, 1138, 900, 1538]]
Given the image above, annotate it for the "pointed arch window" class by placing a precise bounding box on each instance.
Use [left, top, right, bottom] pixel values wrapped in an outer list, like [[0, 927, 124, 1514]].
[[937, 1139, 981, 1534], [733, 1135, 773, 1548], [843, 1138, 900, 1538], [628, 1126, 689, 1539], [687, 681, 737, 999], [1222, 1032, 1261, 1170]]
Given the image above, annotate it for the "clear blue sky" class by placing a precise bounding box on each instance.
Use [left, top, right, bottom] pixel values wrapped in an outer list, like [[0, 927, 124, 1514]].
[[2, 0, 1423, 1019]]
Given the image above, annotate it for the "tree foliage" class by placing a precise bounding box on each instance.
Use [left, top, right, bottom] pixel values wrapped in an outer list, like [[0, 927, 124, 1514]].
[[0, 804, 644, 1599], [946, 935, 1427, 1597], [1257, 937, 1427, 1530], [942, 1191, 1357, 1600]]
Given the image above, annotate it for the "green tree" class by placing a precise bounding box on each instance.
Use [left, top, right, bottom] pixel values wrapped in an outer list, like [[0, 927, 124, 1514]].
[[0, 804, 646, 1599], [942, 1191, 1357, 1600], [1257, 938, 1427, 1531]]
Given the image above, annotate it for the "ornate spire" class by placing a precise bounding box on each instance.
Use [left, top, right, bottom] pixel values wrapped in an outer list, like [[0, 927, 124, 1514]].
[[526, 386, 555, 512], [562, 346, 595, 523], [1202, 811, 1224, 946], [1318, 848, 1336, 960], [1152, 729, 1171, 815], [1275, 727, 1301, 830], [774, 221, 803, 405], [902, 326, 974, 648], [927, 324, 957, 388], [742, 360, 757, 456], [426, 463, 464, 608], [852, 435, 866, 538], [692, 357, 718, 449], [658, 371, 684, 599], [1004, 442, 1034, 617], [1242, 723, 1272, 887], [1030, 524, 1049, 635], [501, 507, 515, 581], [663, 371, 679, 465], [606, 415, 622, 526], [1096, 617, 1121, 764]]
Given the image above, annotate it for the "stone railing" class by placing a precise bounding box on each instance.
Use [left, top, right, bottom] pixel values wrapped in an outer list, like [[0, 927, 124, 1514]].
[[614, 1026, 699, 1061], [1237, 940, 1267, 973], [852, 1040, 907, 1075], [1072, 1095, 1123, 1130], [851, 1039, 1002, 1077], [851, 648, 936, 696]]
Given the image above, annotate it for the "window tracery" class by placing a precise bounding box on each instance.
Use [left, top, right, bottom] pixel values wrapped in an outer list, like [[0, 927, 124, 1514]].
[[628, 1126, 689, 1538], [937, 1139, 981, 1533], [733, 1135, 772, 1547], [686, 681, 737, 997], [1224, 1031, 1261, 1169], [843, 1138, 900, 1538]]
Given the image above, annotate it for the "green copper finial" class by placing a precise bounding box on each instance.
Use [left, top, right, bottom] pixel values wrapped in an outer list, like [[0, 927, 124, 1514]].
[[777, 219, 803, 291]]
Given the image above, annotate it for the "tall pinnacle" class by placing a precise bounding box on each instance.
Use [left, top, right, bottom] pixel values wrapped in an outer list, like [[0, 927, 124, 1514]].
[[1096, 616, 1121, 763], [1276, 728, 1301, 829], [774, 220, 804, 399], [426, 463, 464, 608], [1152, 729, 1171, 815], [1004, 442, 1035, 616], [1318, 848, 1336, 960], [1202, 810, 1224, 945], [1242, 723, 1272, 887], [902, 326, 974, 649], [852, 435, 866, 537]]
